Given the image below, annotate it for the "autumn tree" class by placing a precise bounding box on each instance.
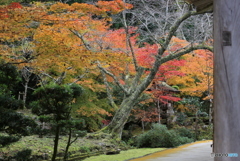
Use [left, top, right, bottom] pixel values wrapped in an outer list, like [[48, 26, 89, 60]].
[[0, 1, 213, 139], [130, 37, 186, 128], [167, 49, 213, 123], [0, 2, 132, 160], [90, 1, 213, 138], [0, 1, 131, 126]]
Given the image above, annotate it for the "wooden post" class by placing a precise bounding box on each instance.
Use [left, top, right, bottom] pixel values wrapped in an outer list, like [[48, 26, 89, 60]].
[[214, 0, 240, 160]]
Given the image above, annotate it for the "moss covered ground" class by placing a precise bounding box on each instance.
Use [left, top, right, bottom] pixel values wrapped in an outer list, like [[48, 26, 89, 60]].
[[0, 132, 166, 161], [0, 133, 129, 160]]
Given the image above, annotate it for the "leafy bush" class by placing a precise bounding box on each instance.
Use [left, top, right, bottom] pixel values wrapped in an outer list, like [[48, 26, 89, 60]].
[[0, 109, 37, 135], [79, 146, 90, 153], [14, 149, 32, 161], [135, 124, 193, 148], [176, 112, 188, 125], [198, 124, 213, 140], [122, 130, 133, 142], [197, 111, 208, 117], [0, 135, 20, 147], [174, 127, 194, 139]]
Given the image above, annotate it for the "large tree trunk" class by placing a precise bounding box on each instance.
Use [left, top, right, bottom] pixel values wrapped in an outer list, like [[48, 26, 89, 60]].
[[107, 96, 138, 138], [213, 0, 240, 159]]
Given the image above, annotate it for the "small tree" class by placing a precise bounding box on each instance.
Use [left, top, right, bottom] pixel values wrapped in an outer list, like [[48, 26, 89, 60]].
[[0, 61, 37, 147], [31, 83, 83, 161], [62, 118, 86, 161], [178, 97, 203, 141]]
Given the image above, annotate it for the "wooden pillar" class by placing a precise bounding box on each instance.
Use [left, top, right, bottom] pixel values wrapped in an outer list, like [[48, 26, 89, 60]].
[[214, 0, 240, 160]]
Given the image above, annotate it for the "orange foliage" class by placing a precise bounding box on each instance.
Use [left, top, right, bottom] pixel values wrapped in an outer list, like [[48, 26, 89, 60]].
[[132, 108, 159, 123], [167, 49, 213, 98], [0, 1, 132, 120], [0, 1, 132, 83]]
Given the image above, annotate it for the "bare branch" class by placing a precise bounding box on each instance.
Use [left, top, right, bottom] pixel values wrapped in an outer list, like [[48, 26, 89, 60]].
[[97, 62, 130, 95], [69, 29, 92, 51], [27, 86, 36, 91], [99, 68, 118, 110], [40, 72, 57, 82], [55, 71, 66, 85], [122, 6, 139, 71], [163, 10, 213, 51], [161, 45, 213, 64], [129, 66, 145, 93], [163, 11, 196, 50], [69, 73, 86, 85]]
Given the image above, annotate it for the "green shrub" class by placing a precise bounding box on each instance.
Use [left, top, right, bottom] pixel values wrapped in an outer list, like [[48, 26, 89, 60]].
[[174, 127, 194, 139], [14, 149, 32, 161], [197, 111, 208, 117], [135, 124, 193, 148], [79, 146, 90, 153], [122, 130, 132, 142], [198, 124, 213, 140], [0, 135, 20, 147], [176, 112, 188, 125]]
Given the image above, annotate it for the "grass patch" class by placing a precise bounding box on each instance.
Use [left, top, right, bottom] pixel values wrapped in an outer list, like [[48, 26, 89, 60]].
[[0, 135, 112, 159], [83, 148, 166, 161]]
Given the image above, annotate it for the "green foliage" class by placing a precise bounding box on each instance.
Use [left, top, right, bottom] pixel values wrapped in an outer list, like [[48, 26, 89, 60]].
[[38, 115, 52, 123], [197, 111, 208, 117], [176, 112, 188, 125], [198, 124, 213, 140], [0, 62, 21, 92], [60, 118, 86, 135], [30, 83, 83, 161], [0, 61, 37, 137], [174, 126, 194, 139], [180, 97, 203, 111], [0, 0, 22, 5], [79, 146, 90, 153], [75, 130, 87, 137], [0, 61, 22, 109], [0, 135, 20, 147], [14, 149, 32, 161], [0, 95, 23, 110], [135, 124, 193, 148], [31, 83, 83, 119], [72, 87, 111, 132], [0, 108, 37, 135]]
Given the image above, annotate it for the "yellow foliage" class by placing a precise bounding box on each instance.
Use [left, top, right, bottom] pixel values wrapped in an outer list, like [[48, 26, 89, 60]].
[[176, 104, 189, 112], [167, 49, 213, 97]]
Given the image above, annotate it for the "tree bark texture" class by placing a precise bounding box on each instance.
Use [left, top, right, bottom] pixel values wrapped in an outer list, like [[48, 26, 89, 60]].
[[107, 96, 138, 138], [64, 128, 72, 161], [52, 125, 60, 161], [214, 0, 240, 160]]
